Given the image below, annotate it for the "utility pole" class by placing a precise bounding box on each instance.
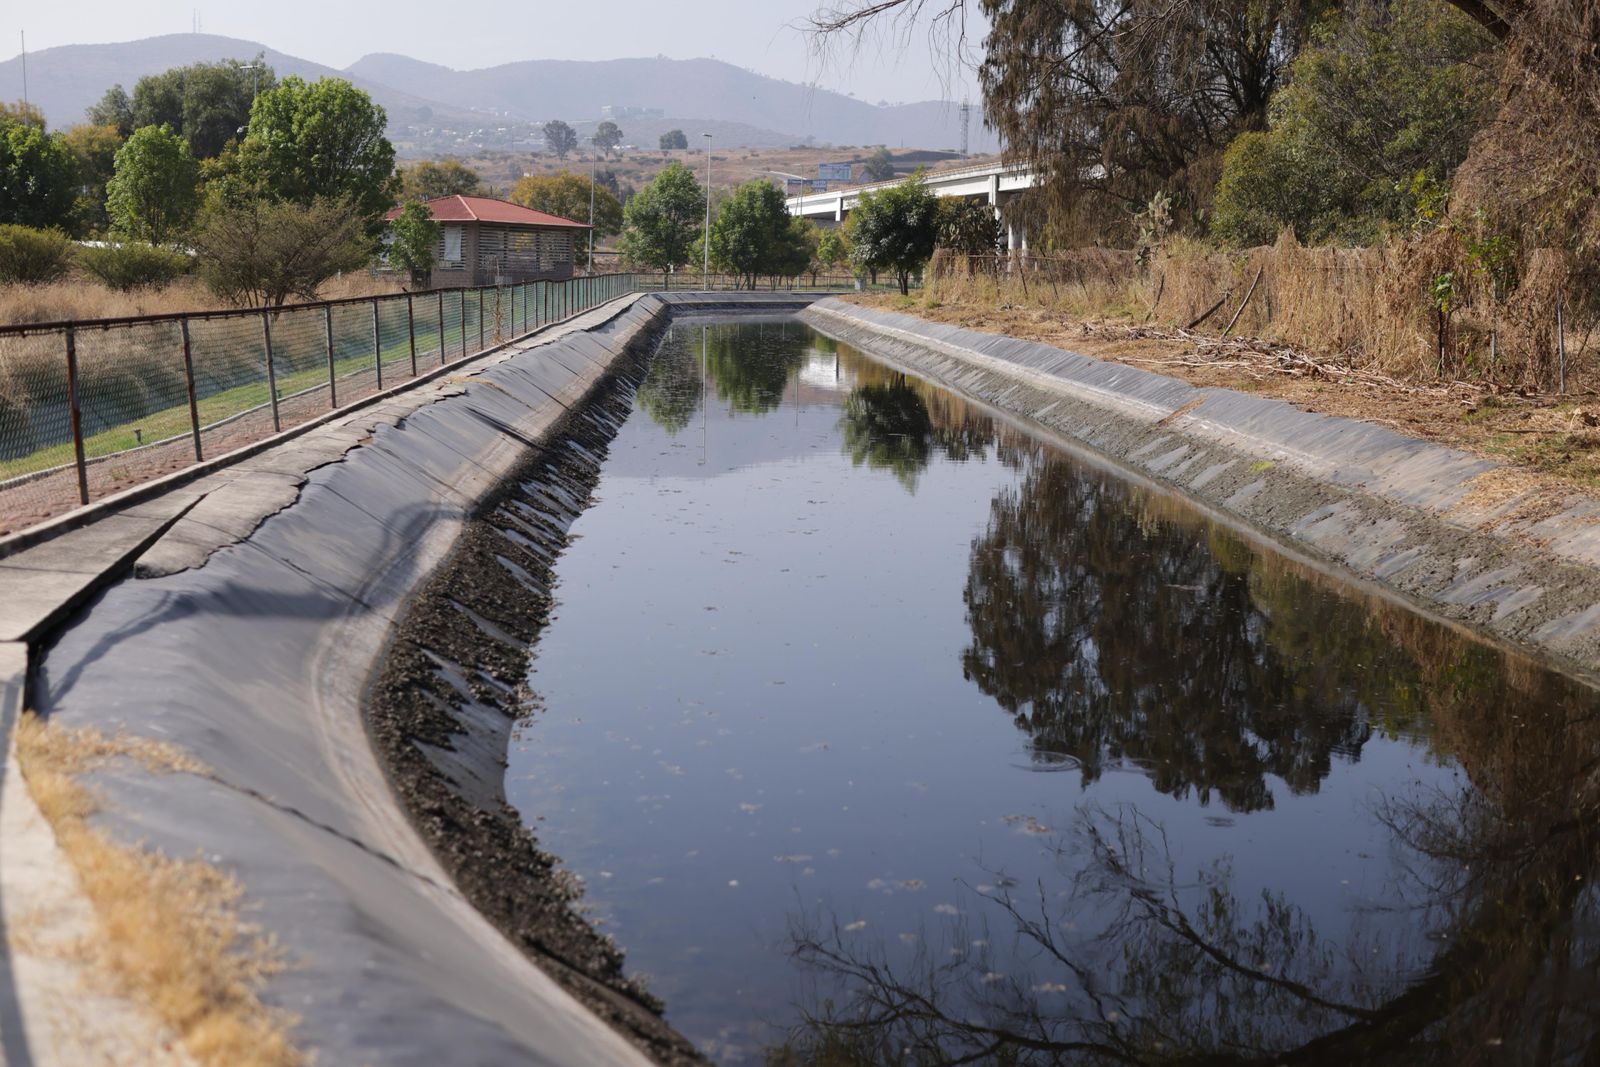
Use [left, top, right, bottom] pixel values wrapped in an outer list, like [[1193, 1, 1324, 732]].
[[588, 149, 596, 275], [959, 99, 970, 157], [702, 132, 713, 284], [19, 32, 27, 108]]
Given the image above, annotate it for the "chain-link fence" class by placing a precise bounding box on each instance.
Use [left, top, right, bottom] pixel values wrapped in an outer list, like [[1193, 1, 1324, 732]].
[[0, 273, 637, 536]]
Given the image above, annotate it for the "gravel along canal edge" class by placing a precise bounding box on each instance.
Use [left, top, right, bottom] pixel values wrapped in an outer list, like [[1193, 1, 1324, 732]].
[[364, 353, 703, 1066], [802, 297, 1600, 683]]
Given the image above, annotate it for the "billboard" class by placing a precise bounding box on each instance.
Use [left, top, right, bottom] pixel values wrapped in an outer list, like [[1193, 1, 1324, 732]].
[[818, 162, 853, 182], [810, 179, 830, 194], [786, 178, 809, 196]]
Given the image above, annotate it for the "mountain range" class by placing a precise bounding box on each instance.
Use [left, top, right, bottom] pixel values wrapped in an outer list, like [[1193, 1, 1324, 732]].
[[0, 34, 998, 156]]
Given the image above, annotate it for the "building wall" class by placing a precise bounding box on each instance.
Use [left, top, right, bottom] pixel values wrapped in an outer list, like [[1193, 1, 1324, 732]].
[[430, 222, 578, 286]]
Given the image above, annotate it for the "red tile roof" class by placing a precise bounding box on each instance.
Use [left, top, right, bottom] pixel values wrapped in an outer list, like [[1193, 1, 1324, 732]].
[[386, 194, 590, 228]]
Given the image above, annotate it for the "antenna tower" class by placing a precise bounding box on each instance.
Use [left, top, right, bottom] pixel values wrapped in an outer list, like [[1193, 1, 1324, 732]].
[[959, 99, 971, 157]]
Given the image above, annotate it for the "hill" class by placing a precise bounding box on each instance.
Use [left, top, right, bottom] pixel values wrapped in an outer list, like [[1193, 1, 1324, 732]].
[[0, 34, 998, 155]]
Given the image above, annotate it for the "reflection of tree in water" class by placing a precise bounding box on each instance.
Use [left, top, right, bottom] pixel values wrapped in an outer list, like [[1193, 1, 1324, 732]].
[[704, 321, 810, 415], [777, 745, 1600, 1065], [961, 458, 1427, 811], [635, 327, 703, 434], [838, 370, 1005, 493]]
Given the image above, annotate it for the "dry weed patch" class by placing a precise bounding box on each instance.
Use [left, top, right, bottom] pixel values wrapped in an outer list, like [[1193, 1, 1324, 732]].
[[14, 713, 304, 1067]]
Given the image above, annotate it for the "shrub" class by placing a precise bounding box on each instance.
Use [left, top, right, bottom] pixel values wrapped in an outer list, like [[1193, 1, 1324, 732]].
[[0, 225, 75, 285], [76, 242, 190, 291]]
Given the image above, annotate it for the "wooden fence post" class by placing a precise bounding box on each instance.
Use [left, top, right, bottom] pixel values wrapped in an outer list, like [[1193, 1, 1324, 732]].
[[64, 328, 89, 505], [261, 310, 281, 432], [179, 317, 202, 461]]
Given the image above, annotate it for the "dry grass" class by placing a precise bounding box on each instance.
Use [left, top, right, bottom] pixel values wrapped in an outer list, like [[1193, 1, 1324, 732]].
[[14, 712, 305, 1067], [0, 271, 406, 326], [933, 232, 1600, 392]]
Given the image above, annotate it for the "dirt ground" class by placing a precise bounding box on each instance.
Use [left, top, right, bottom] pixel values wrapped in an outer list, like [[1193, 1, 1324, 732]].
[[848, 293, 1600, 511]]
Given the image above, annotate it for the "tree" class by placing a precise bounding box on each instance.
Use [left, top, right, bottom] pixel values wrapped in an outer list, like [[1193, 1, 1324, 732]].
[[847, 172, 939, 293], [399, 159, 481, 200], [86, 85, 135, 136], [618, 161, 706, 278], [106, 124, 200, 245], [509, 171, 622, 259], [0, 120, 77, 229], [237, 76, 398, 232], [1212, 0, 1495, 247], [935, 198, 1002, 257], [862, 147, 895, 182], [708, 180, 804, 288], [592, 120, 623, 158], [659, 129, 689, 151], [387, 200, 440, 282], [62, 123, 124, 234], [129, 58, 275, 159], [817, 227, 851, 276], [543, 120, 578, 160], [190, 194, 372, 307], [0, 101, 46, 129]]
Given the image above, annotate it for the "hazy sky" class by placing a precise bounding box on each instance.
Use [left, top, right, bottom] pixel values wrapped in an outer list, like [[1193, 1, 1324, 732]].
[[2, 0, 985, 104]]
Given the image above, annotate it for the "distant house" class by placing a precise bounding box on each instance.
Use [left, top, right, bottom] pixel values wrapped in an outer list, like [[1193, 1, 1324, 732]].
[[385, 195, 591, 288]]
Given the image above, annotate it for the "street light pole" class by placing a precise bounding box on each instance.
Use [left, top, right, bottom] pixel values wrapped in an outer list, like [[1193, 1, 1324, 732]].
[[588, 149, 596, 275], [702, 132, 713, 286]]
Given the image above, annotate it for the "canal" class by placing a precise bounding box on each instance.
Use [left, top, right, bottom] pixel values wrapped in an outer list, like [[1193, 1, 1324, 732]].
[[505, 318, 1600, 1064]]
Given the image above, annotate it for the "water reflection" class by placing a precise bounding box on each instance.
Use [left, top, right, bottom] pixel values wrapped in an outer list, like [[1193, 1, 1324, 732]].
[[510, 320, 1600, 1064]]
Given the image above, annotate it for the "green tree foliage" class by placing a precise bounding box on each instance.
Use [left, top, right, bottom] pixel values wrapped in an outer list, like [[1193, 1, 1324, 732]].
[[618, 161, 706, 276], [387, 200, 440, 281], [86, 85, 135, 137], [817, 227, 851, 275], [0, 118, 77, 230], [399, 159, 482, 200], [1213, 0, 1496, 246], [106, 124, 200, 245], [543, 120, 578, 160], [935, 198, 1002, 257], [707, 180, 810, 287], [237, 76, 398, 231], [190, 195, 372, 307], [846, 172, 939, 293], [130, 58, 275, 159], [61, 123, 124, 234], [862, 147, 895, 183], [0, 224, 75, 284], [659, 129, 689, 151], [510, 171, 622, 236], [592, 120, 624, 158], [76, 242, 189, 291]]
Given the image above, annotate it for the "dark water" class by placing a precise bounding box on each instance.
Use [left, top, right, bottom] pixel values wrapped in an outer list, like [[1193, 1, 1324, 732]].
[[505, 319, 1600, 1065]]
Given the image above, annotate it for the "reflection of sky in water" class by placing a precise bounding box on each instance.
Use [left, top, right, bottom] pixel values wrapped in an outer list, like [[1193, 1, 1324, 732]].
[[505, 320, 1593, 1063]]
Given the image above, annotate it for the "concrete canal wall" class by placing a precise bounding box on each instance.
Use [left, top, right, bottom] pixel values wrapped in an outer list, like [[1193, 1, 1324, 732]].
[[3, 291, 819, 1067], [803, 297, 1600, 682]]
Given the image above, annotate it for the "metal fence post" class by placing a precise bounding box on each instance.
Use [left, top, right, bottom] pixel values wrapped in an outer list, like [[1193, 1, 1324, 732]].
[[406, 294, 418, 377], [261, 310, 281, 433], [459, 290, 467, 361], [478, 289, 486, 351], [64, 327, 89, 505], [324, 305, 338, 408], [494, 286, 502, 343], [371, 297, 383, 390], [438, 291, 447, 366], [179, 316, 203, 461]]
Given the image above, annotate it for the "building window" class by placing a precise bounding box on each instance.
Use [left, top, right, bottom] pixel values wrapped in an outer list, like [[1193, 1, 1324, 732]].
[[443, 226, 463, 266]]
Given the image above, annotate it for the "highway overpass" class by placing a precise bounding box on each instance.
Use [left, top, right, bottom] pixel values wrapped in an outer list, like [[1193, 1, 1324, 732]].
[[785, 160, 1038, 251]]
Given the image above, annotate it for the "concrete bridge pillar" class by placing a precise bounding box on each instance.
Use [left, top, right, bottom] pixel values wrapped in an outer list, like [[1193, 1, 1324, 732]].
[[835, 196, 844, 223]]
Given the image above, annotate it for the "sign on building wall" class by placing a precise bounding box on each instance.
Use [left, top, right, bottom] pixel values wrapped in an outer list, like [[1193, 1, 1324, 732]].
[[818, 163, 853, 183], [810, 180, 830, 194]]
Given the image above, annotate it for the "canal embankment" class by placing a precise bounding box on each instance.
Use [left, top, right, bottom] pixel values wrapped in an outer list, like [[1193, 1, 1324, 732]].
[[2, 291, 819, 1067], [802, 297, 1600, 680]]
